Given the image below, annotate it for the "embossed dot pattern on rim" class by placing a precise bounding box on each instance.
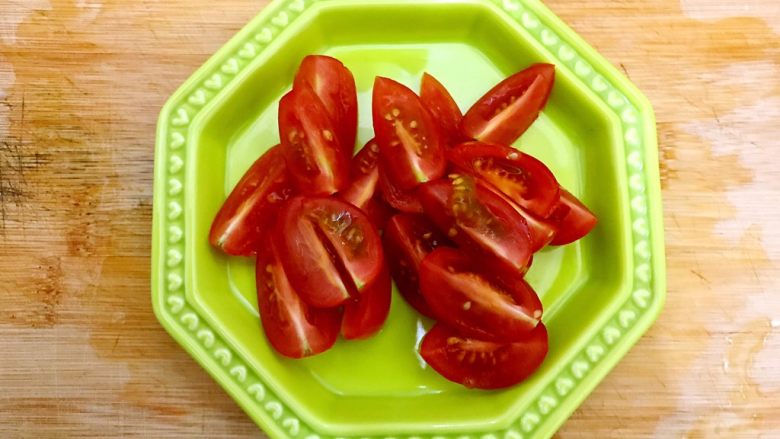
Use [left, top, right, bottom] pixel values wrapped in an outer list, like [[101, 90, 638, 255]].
[[151, 0, 666, 438]]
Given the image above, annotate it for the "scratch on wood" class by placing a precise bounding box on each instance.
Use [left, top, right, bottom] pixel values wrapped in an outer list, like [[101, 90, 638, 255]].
[[690, 269, 709, 284], [619, 62, 631, 79]]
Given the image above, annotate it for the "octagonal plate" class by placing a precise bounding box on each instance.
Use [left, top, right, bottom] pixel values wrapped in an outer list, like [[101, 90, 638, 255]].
[[152, 0, 666, 437]]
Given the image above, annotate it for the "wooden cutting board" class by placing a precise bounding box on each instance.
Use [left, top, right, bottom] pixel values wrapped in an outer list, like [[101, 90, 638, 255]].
[[1, 0, 778, 437]]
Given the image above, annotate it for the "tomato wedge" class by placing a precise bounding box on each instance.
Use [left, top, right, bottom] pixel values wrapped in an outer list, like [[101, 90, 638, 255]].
[[419, 248, 542, 341], [256, 244, 341, 358], [420, 73, 463, 147], [448, 141, 560, 218], [342, 264, 391, 340], [293, 55, 358, 158], [383, 214, 452, 318], [372, 77, 446, 189], [461, 64, 555, 146], [341, 139, 380, 210], [279, 84, 349, 195], [549, 189, 598, 245], [418, 175, 533, 277], [471, 177, 555, 252], [420, 322, 549, 389], [378, 163, 424, 213], [275, 197, 384, 308], [209, 145, 295, 256]]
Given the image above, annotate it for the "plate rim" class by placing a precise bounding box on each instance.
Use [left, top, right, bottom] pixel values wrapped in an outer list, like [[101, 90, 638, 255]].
[[152, 0, 666, 437]]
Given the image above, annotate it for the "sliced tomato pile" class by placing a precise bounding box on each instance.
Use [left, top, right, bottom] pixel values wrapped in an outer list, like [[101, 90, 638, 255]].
[[210, 57, 597, 389]]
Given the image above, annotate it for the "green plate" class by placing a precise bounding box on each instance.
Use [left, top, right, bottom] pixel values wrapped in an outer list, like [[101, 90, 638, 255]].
[[152, 0, 665, 437]]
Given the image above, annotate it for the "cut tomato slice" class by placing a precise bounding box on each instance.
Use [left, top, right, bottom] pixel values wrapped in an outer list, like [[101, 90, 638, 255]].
[[418, 175, 533, 278], [461, 64, 555, 146], [341, 139, 380, 211], [420, 322, 549, 389], [448, 141, 560, 218], [278, 84, 349, 195], [293, 55, 358, 158], [383, 213, 452, 318], [372, 77, 446, 189], [549, 189, 598, 245], [256, 245, 341, 358], [471, 177, 555, 252], [275, 197, 384, 308], [342, 263, 391, 340], [420, 73, 463, 147], [209, 145, 295, 256], [378, 163, 423, 213], [419, 248, 542, 341]]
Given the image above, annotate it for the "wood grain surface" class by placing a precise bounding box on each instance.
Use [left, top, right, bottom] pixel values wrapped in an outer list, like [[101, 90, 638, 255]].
[[1, 0, 779, 437]]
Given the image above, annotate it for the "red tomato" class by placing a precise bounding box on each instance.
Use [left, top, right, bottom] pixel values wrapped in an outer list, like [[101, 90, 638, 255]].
[[420, 322, 549, 389], [293, 55, 358, 157], [419, 248, 542, 341], [418, 175, 533, 278], [341, 139, 380, 211], [275, 197, 384, 308], [448, 141, 560, 218], [372, 77, 446, 189], [256, 245, 341, 358], [378, 163, 424, 213], [472, 177, 556, 252], [461, 64, 555, 146], [278, 84, 349, 196], [342, 264, 391, 340], [549, 189, 598, 245], [209, 145, 295, 256], [420, 73, 463, 147], [383, 214, 452, 318]]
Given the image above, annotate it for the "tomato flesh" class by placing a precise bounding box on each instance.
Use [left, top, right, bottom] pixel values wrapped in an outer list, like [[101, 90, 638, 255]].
[[372, 77, 446, 189], [275, 197, 384, 308], [418, 175, 533, 277], [448, 141, 560, 218], [420, 322, 549, 389], [341, 139, 381, 211], [209, 145, 294, 256], [549, 189, 598, 245], [420, 73, 463, 147], [342, 264, 391, 340], [256, 245, 341, 358], [378, 163, 424, 213], [383, 214, 452, 318], [461, 64, 555, 146], [472, 177, 555, 252], [279, 84, 349, 195], [293, 55, 358, 158], [419, 248, 542, 341]]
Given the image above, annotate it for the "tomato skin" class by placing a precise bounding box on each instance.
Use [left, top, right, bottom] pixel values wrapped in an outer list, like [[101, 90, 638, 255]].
[[461, 64, 555, 146], [275, 197, 384, 308], [293, 55, 358, 158], [278, 84, 350, 196], [341, 139, 381, 212], [383, 214, 452, 318], [372, 77, 446, 190], [448, 141, 560, 218], [418, 176, 533, 278], [378, 163, 424, 213], [419, 248, 542, 341], [549, 189, 598, 245], [342, 264, 391, 340], [256, 245, 341, 358], [209, 145, 294, 256], [420, 73, 463, 147], [420, 322, 549, 389]]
